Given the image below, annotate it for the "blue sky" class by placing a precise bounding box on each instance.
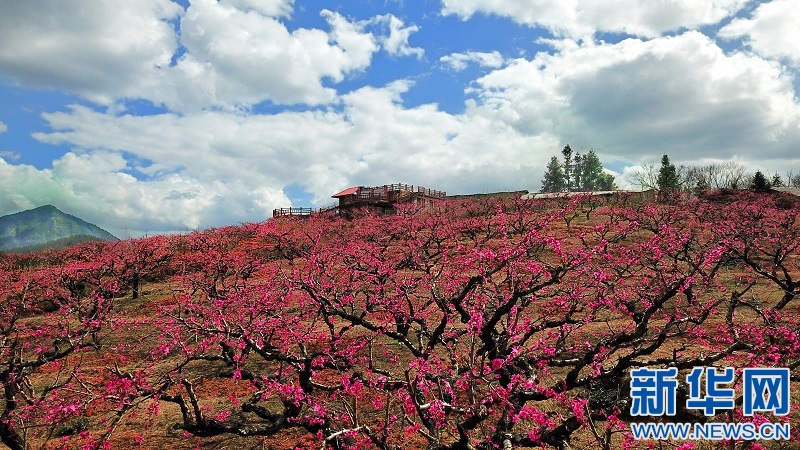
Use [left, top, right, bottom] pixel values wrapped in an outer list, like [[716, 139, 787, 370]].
[[1, 0, 799, 237]]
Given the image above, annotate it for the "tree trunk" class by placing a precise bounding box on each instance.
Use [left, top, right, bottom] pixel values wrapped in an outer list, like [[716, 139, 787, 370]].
[[0, 415, 26, 450]]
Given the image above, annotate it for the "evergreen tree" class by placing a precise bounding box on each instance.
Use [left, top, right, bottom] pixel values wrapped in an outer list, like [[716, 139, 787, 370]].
[[548, 145, 617, 192], [750, 171, 770, 190], [579, 151, 603, 190], [570, 150, 617, 191], [540, 156, 567, 193], [561, 145, 573, 192], [598, 172, 617, 190], [572, 151, 583, 191], [657, 155, 680, 192], [771, 173, 783, 188]]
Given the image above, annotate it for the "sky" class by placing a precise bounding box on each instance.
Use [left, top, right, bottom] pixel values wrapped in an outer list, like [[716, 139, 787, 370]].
[[1, 0, 799, 237]]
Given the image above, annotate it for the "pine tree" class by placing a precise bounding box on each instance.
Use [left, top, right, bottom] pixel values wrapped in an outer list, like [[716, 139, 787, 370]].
[[540, 156, 567, 193], [580, 151, 603, 190], [750, 171, 770, 190], [657, 155, 680, 192], [561, 145, 573, 192], [572, 151, 583, 191], [571, 150, 616, 191]]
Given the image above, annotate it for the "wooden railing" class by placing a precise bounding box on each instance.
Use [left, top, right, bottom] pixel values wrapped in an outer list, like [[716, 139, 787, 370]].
[[342, 184, 446, 205], [272, 202, 340, 218], [318, 202, 339, 212], [415, 186, 446, 198], [272, 207, 316, 217]]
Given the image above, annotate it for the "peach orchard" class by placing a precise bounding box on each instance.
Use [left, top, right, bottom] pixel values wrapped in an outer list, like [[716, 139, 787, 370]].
[[1, 192, 799, 449]]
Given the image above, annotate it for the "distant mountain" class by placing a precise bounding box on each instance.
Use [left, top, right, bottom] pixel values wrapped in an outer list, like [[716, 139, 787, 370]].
[[0, 205, 118, 252]]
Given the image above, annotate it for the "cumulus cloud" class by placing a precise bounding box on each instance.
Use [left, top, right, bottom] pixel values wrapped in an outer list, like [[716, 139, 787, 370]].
[[719, 0, 800, 66], [3, 1, 800, 237], [0, 0, 182, 105], [371, 15, 424, 58], [153, 3, 380, 109], [0, 121, 7, 134], [472, 31, 800, 163], [441, 0, 748, 38], [220, 0, 294, 18], [0, 150, 290, 237], [0, 1, 422, 111], [15, 82, 548, 235], [440, 51, 504, 71], [9, 29, 800, 236]]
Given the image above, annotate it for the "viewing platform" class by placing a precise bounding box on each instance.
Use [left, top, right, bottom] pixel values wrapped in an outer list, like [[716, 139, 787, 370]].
[[272, 183, 445, 218]]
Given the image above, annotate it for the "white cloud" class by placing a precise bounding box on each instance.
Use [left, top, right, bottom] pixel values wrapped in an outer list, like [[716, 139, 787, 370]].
[[0, 121, 7, 134], [371, 15, 424, 59], [0, 150, 290, 237], [0, 0, 182, 105], [471, 31, 800, 163], [15, 82, 549, 235], [719, 0, 800, 66], [10, 30, 800, 235], [0, 0, 407, 111], [440, 51, 504, 71], [441, 0, 748, 38], [6, 27, 800, 235], [146, 2, 381, 110], [3, 1, 800, 235], [220, 0, 294, 18]]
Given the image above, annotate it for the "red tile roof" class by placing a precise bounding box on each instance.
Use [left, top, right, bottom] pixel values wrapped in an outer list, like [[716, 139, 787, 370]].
[[332, 187, 359, 197]]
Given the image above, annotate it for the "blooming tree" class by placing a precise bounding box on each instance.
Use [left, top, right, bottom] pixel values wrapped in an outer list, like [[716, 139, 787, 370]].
[[0, 253, 118, 450]]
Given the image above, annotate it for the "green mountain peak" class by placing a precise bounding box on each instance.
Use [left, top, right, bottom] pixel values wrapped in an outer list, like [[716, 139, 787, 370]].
[[0, 205, 118, 252]]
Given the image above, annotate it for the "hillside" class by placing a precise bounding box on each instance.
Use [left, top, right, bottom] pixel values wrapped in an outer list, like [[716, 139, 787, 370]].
[[0, 204, 117, 252], [0, 193, 798, 449]]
